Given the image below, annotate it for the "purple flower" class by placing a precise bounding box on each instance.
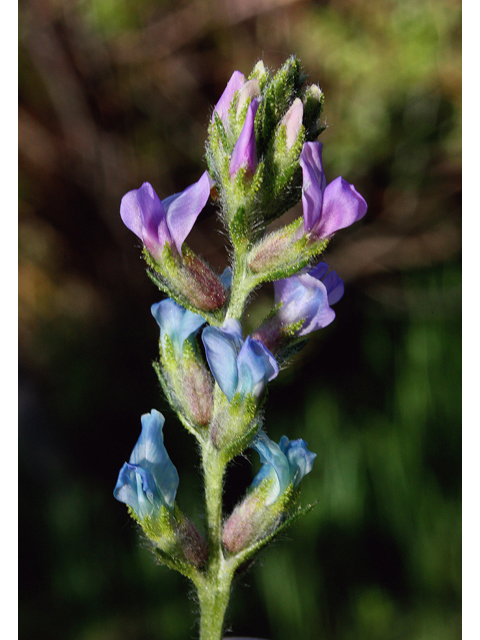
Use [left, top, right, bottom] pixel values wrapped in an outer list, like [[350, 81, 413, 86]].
[[120, 171, 213, 258], [212, 70, 246, 124], [202, 319, 279, 402], [251, 431, 316, 504], [229, 98, 260, 177], [300, 142, 367, 239], [274, 262, 344, 336], [114, 410, 179, 520]]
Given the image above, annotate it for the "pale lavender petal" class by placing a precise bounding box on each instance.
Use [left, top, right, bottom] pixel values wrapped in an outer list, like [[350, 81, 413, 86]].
[[282, 98, 304, 150], [252, 339, 279, 383], [114, 462, 141, 515], [300, 142, 327, 233], [236, 337, 278, 398], [219, 267, 233, 290], [251, 431, 290, 502], [273, 276, 302, 308], [163, 171, 214, 254], [151, 299, 184, 352], [212, 70, 246, 123], [229, 98, 260, 177], [292, 273, 335, 334], [315, 175, 368, 238]]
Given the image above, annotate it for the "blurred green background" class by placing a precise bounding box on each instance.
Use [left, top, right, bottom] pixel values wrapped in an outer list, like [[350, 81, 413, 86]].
[[18, 0, 461, 639]]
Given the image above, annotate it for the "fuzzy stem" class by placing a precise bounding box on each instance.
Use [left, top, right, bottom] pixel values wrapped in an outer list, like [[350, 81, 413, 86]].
[[197, 442, 234, 640], [225, 253, 256, 321]]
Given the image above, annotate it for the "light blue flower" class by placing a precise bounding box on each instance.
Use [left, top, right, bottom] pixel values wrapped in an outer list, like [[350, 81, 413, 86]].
[[202, 319, 279, 402], [251, 431, 316, 505], [114, 410, 179, 519], [151, 298, 206, 356]]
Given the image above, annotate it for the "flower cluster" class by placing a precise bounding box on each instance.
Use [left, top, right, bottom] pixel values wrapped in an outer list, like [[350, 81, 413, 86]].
[[114, 57, 367, 637]]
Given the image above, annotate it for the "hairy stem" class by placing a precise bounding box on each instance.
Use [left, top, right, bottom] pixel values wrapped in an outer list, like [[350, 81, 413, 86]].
[[197, 442, 233, 640]]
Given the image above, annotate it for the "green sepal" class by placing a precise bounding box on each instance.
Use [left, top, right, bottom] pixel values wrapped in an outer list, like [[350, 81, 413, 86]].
[[248, 59, 271, 91], [256, 56, 305, 156], [303, 84, 326, 141], [248, 229, 330, 285], [152, 357, 211, 442], [274, 337, 309, 368], [209, 389, 262, 461], [213, 110, 230, 151], [226, 494, 317, 573], [143, 246, 226, 325], [128, 505, 207, 580]]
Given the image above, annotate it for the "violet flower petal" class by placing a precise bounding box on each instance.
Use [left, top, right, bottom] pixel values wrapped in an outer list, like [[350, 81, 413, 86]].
[[129, 410, 179, 509], [290, 273, 335, 334], [236, 337, 279, 399], [114, 410, 179, 517], [120, 182, 171, 257], [317, 175, 368, 238], [279, 436, 317, 488], [212, 70, 246, 124], [299, 142, 327, 233], [162, 171, 214, 254], [229, 98, 260, 177]]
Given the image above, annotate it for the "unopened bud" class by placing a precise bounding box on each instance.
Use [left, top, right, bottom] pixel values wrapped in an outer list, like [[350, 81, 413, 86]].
[[303, 84, 325, 139], [174, 512, 208, 568], [222, 480, 288, 554], [282, 98, 304, 151], [236, 79, 260, 114], [181, 249, 228, 311], [247, 219, 306, 279], [181, 357, 214, 426]]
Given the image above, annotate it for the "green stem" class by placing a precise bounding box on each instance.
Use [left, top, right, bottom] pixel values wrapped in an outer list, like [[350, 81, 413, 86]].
[[198, 442, 233, 640], [226, 253, 256, 320], [197, 565, 233, 640]]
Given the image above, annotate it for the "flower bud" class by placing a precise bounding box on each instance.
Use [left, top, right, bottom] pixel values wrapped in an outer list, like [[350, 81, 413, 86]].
[[180, 249, 228, 311], [152, 299, 214, 428], [282, 98, 304, 151], [246, 218, 313, 282], [236, 79, 260, 115], [223, 431, 316, 555]]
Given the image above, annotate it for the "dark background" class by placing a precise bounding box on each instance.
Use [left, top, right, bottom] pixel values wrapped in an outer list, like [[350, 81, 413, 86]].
[[19, 0, 461, 639]]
